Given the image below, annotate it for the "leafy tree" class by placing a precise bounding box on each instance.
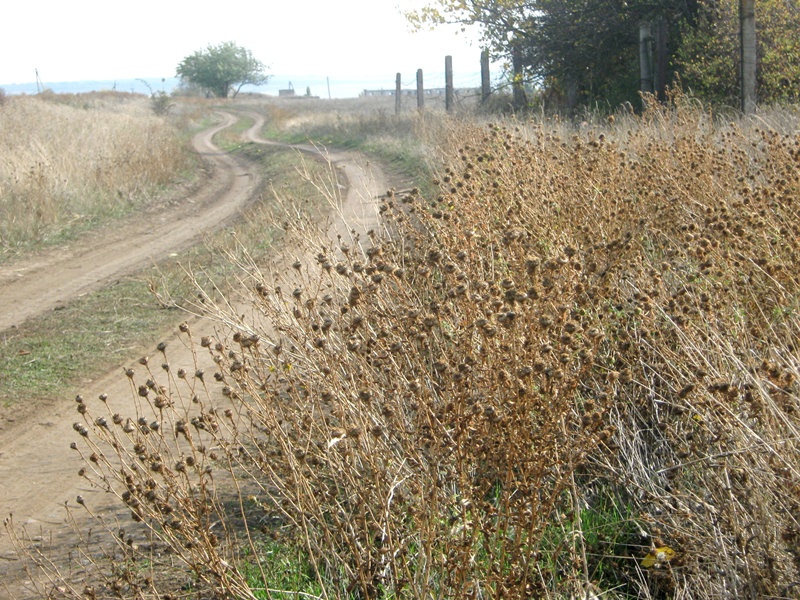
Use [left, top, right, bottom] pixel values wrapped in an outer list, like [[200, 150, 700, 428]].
[[408, 0, 702, 110], [176, 42, 269, 98], [676, 0, 800, 106]]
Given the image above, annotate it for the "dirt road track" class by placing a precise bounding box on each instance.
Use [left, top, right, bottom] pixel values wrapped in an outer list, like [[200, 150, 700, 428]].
[[0, 111, 258, 333], [0, 110, 388, 598]]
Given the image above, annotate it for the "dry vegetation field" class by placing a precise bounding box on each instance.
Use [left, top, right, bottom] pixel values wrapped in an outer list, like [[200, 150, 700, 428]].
[[12, 92, 800, 598], [0, 92, 191, 254]]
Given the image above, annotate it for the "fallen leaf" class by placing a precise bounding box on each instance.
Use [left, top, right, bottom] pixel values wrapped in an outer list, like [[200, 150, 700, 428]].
[[642, 546, 676, 568]]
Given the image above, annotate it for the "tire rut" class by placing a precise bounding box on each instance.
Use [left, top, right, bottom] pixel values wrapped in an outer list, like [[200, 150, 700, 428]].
[[0, 109, 389, 598]]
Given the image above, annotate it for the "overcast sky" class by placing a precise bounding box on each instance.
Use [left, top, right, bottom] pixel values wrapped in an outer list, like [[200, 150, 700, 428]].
[[2, 0, 488, 95]]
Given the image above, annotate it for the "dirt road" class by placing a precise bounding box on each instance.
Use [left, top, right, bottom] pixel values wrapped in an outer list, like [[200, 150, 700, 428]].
[[0, 109, 387, 598]]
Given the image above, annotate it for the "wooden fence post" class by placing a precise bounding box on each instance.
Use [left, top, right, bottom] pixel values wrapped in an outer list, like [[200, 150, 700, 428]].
[[639, 21, 653, 95], [740, 0, 756, 113], [512, 48, 526, 108], [416, 69, 424, 110], [395, 73, 401, 115], [655, 17, 668, 102], [481, 50, 491, 104], [445, 56, 454, 112]]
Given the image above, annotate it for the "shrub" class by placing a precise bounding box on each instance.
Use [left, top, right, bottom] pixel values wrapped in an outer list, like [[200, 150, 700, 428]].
[[70, 96, 800, 598]]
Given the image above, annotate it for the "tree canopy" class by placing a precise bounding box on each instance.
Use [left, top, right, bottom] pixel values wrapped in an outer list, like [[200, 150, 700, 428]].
[[408, 0, 799, 110], [176, 42, 269, 98], [676, 0, 800, 106]]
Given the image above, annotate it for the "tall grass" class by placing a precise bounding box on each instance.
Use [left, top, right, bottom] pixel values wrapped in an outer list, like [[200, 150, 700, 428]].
[[0, 93, 190, 253], [59, 94, 800, 598]]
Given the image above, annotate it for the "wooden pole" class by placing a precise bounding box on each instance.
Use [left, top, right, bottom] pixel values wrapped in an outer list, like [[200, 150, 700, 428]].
[[445, 55, 454, 112], [740, 0, 756, 113], [481, 50, 491, 104], [512, 48, 526, 109], [639, 21, 653, 95], [395, 73, 402, 115], [416, 68, 424, 110], [655, 17, 668, 102]]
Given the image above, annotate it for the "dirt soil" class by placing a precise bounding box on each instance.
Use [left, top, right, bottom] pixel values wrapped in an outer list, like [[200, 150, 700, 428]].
[[0, 109, 389, 598]]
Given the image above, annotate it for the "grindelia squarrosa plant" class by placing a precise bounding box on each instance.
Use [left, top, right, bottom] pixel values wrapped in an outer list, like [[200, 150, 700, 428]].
[[60, 91, 800, 599]]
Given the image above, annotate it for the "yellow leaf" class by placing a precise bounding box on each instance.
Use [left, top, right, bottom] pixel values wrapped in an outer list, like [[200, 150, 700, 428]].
[[642, 546, 676, 568]]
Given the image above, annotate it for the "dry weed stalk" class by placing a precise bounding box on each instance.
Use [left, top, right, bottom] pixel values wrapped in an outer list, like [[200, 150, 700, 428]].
[[57, 94, 800, 598]]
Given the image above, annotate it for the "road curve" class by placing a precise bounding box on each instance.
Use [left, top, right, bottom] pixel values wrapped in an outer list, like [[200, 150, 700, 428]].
[[0, 108, 390, 598], [0, 111, 259, 334]]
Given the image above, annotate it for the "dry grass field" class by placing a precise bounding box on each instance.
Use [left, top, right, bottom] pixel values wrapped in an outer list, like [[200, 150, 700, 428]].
[[14, 91, 800, 598], [0, 92, 191, 254]]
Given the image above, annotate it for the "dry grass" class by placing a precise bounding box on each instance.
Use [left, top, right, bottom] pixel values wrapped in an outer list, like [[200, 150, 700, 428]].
[[47, 93, 800, 598], [0, 93, 191, 254]]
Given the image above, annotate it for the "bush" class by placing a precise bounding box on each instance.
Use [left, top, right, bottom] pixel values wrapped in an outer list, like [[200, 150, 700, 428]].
[[71, 97, 800, 598]]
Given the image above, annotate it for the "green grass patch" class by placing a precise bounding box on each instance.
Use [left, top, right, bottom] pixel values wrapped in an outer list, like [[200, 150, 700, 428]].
[[0, 277, 178, 404], [241, 538, 325, 599], [253, 102, 437, 195], [213, 114, 256, 151]]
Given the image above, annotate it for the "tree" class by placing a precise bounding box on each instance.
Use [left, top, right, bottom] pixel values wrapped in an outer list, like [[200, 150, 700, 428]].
[[176, 42, 269, 98], [675, 0, 800, 106], [408, 0, 703, 110]]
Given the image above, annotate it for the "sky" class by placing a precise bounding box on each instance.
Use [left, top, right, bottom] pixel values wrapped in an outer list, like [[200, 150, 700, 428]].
[[1, 0, 491, 97]]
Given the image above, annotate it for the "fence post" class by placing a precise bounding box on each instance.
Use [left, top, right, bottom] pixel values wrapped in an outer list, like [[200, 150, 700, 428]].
[[512, 48, 526, 108], [740, 0, 756, 113], [416, 69, 424, 110], [481, 50, 491, 104], [639, 21, 653, 95], [395, 73, 401, 115], [655, 17, 668, 102], [445, 56, 454, 112]]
